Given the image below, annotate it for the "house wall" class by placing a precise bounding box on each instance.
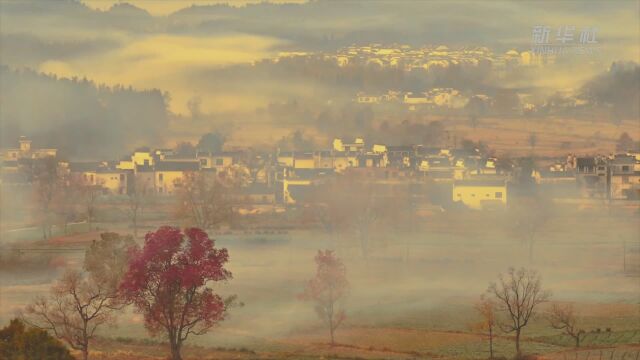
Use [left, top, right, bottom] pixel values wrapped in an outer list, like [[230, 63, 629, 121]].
[[132, 152, 154, 167], [277, 155, 294, 167], [155, 171, 185, 195], [453, 185, 507, 210], [610, 174, 640, 200], [294, 158, 315, 169], [95, 172, 127, 194], [282, 179, 312, 204]]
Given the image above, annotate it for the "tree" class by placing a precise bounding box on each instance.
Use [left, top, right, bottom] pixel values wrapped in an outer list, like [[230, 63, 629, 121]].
[[616, 132, 634, 152], [197, 132, 226, 153], [548, 303, 585, 348], [119, 227, 233, 360], [175, 172, 233, 230], [127, 177, 154, 237], [472, 296, 497, 359], [528, 132, 538, 151], [175, 142, 197, 157], [25, 270, 113, 360], [24, 232, 134, 360], [53, 176, 81, 235], [0, 318, 74, 360], [84, 232, 136, 296], [78, 182, 103, 231], [299, 250, 349, 346], [510, 195, 553, 264], [32, 157, 59, 239], [488, 267, 551, 357], [493, 89, 521, 115]]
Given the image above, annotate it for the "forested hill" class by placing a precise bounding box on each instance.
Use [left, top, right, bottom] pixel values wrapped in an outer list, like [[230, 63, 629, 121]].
[[0, 66, 170, 160]]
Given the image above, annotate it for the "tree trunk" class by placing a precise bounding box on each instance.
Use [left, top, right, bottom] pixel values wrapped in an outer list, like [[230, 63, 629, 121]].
[[81, 348, 89, 360], [329, 322, 335, 346], [132, 211, 138, 237], [576, 335, 580, 348], [515, 328, 521, 357], [170, 343, 182, 360], [489, 326, 493, 359], [169, 334, 182, 360]]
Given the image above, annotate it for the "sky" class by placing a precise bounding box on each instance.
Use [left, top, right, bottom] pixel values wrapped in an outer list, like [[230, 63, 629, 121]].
[[1, 0, 638, 117]]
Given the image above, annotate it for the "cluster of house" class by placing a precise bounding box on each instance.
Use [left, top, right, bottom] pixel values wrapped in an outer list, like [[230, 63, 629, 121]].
[[319, 44, 551, 71], [2, 136, 639, 211], [356, 88, 477, 110]]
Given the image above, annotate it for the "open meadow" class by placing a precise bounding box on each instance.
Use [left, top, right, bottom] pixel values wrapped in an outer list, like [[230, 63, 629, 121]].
[[2, 201, 638, 360]]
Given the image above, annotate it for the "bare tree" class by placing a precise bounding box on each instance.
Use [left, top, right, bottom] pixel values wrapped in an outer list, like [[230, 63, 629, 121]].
[[79, 182, 103, 231], [548, 303, 586, 348], [472, 295, 497, 359], [24, 232, 134, 360], [175, 172, 233, 230], [32, 157, 59, 239], [127, 176, 153, 237], [488, 267, 551, 357], [25, 270, 114, 360], [299, 250, 349, 346], [510, 195, 553, 264], [54, 176, 81, 235], [324, 174, 385, 259]]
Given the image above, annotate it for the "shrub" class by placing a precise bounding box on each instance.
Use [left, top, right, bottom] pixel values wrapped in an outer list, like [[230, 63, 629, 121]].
[[0, 318, 74, 360]]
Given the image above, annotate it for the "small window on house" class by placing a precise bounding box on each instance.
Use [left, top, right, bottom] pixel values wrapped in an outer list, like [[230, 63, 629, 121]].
[[486, 194, 490, 197], [495, 192, 503, 199], [216, 158, 224, 166], [598, 166, 605, 171], [457, 193, 461, 197], [200, 159, 207, 166], [622, 165, 630, 172], [159, 173, 164, 181], [471, 193, 475, 197]]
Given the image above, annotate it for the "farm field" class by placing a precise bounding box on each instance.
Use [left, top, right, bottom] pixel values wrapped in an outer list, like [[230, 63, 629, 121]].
[[2, 205, 638, 360]]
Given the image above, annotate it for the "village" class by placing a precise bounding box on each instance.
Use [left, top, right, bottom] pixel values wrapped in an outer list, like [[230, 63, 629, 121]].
[[2, 135, 639, 216]]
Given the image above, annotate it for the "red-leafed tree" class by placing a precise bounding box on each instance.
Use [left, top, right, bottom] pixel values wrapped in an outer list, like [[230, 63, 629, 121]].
[[300, 250, 349, 346], [120, 226, 233, 360]]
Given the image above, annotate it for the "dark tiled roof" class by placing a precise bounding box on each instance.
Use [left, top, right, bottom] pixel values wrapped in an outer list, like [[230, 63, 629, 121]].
[[576, 158, 596, 167], [611, 156, 636, 164], [69, 162, 100, 172], [155, 161, 200, 171]]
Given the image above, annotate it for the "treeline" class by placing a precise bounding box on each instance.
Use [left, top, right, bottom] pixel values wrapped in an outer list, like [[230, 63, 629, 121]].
[[214, 55, 497, 94], [0, 66, 170, 159]]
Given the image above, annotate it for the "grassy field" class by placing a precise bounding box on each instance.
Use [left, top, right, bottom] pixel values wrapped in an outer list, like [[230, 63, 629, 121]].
[[1, 199, 639, 360]]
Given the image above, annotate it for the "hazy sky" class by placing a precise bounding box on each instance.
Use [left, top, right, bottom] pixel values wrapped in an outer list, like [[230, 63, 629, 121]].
[[1, 0, 638, 116], [82, 0, 307, 15]]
